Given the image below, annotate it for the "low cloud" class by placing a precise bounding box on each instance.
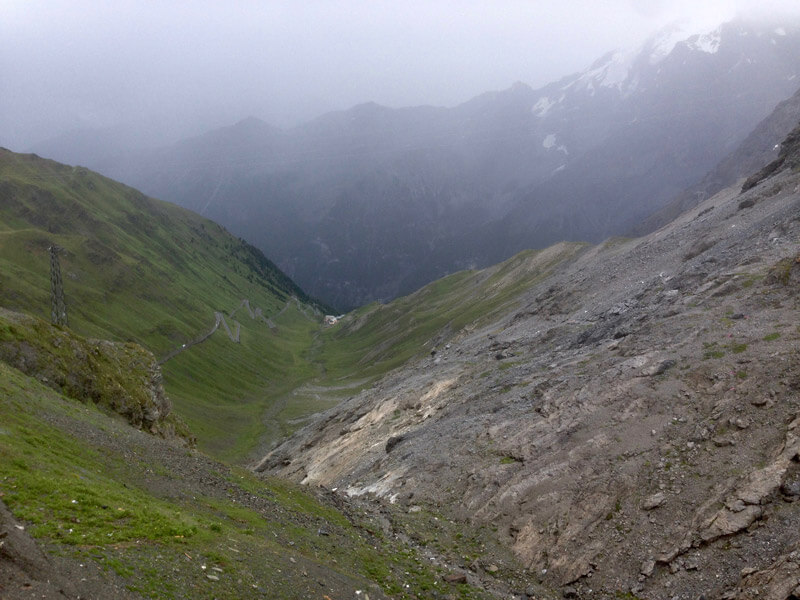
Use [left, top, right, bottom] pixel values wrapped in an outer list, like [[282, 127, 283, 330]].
[[1, 0, 798, 150]]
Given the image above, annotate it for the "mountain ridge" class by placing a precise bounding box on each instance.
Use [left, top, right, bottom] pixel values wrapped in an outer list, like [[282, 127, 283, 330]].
[[0, 148, 331, 462], [632, 78, 800, 235], [257, 121, 800, 599], [52, 16, 800, 311]]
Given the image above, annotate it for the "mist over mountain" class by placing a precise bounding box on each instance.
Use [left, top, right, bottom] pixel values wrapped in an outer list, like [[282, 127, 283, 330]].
[[33, 17, 800, 311], [633, 83, 800, 234], [258, 116, 800, 600], [5, 4, 800, 597]]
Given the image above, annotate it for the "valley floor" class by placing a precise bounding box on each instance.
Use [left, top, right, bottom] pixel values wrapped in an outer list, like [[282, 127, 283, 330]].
[[2, 359, 514, 599], [258, 169, 800, 599]]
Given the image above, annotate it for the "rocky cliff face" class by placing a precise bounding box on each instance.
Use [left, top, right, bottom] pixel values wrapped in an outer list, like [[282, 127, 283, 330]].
[[742, 120, 800, 191], [256, 140, 800, 598]]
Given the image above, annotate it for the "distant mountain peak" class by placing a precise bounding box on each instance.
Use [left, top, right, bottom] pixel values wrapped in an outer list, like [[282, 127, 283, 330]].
[[573, 47, 639, 92], [509, 80, 533, 92], [230, 115, 277, 132], [563, 16, 799, 100], [645, 20, 713, 64], [684, 28, 723, 54], [350, 101, 389, 113], [234, 115, 270, 127]]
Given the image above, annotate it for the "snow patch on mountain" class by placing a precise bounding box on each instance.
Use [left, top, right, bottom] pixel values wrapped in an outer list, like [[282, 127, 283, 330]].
[[532, 96, 555, 117], [568, 21, 728, 95], [775, 27, 787, 36], [647, 21, 719, 64], [649, 25, 692, 64], [598, 49, 638, 88], [688, 30, 721, 54], [574, 48, 638, 92]]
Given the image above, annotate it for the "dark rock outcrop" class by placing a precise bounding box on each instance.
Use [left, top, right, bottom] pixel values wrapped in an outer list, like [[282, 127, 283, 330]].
[[742, 120, 800, 191]]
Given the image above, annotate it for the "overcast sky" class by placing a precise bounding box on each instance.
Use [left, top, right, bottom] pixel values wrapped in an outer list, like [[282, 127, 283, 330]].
[[2, 0, 799, 150]]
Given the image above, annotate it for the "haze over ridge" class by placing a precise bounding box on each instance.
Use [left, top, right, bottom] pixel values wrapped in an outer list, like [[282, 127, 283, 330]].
[[3, 0, 800, 151]]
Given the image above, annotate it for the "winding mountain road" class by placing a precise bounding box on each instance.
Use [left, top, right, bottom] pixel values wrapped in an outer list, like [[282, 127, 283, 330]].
[[157, 297, 300, 365]]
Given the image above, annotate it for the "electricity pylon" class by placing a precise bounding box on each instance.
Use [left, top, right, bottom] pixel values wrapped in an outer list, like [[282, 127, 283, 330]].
[[49, 245, 68, 326]]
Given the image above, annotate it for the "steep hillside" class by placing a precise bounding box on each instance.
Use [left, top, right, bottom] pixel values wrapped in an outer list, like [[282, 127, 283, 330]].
[[258, 128, 800, 599], [741, 116, 800, 189], [317, 242, 585, 383], [0, 307, 189, 440], [248, 245, 587, 457], [49, 17, 800, 310], [0, 347, 481, 600], [0, 148, 326, 461]]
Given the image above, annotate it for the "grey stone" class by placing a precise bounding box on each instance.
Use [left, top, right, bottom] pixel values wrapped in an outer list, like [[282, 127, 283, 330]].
[[780, 479, 800, 498], [642, 359, 676, 377], [642, 492, 666, 510], [640, 559, 656, 577]]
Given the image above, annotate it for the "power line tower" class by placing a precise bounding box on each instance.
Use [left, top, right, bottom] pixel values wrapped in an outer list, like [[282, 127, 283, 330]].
[[49, 245, 68, 326]]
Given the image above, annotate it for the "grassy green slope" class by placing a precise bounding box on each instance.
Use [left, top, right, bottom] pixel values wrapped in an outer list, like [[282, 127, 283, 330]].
[[0, 148, 584, 463], [317, 243, 586, 383], [0, 362, 479, 599], [0, 148, 320, 347], [0, 148, 326, 461], [163, 302, 320, 460], [0, 307, 191, 440]]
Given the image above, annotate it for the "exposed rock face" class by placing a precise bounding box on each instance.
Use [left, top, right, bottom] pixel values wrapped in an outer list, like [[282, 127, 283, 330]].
[[0, 308, 191, 441], [257, 155, 800, 598], [731, 543, 800, 600], [742, 120, 800, 191]]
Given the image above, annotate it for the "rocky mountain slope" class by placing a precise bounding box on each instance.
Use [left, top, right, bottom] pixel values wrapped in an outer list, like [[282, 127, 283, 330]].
[[257, 124, 800, 599], [47, 17, 800, 310]]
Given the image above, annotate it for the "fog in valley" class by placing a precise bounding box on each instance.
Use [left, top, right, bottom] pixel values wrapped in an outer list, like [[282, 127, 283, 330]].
[[3, 0, 800, 151]]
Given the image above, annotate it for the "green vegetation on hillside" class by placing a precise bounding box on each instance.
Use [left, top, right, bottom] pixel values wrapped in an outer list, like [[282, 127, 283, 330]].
[[0, 149, 329, 460], [162, 301, 321, 461], [0, 150, 323, 349], [0, 149, 583, 465], [1, 362, 479, 599], [317, 244, 585, 383], [0, 307, 190, 439]]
